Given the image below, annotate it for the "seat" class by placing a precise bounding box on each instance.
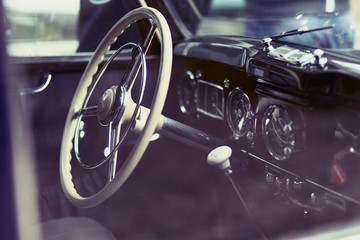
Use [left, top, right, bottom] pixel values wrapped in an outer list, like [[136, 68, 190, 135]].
[[39, 217, 116, 240]]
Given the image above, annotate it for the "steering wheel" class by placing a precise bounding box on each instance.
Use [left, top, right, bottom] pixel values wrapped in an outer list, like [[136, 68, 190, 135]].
[[60, 7, 172, 208]]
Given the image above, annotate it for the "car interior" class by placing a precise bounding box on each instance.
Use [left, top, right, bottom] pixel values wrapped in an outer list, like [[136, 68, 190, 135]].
[[2, 0, 360, 240]]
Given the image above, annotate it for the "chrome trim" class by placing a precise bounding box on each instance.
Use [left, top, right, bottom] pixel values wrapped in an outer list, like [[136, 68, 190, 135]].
[[89, 0, 112, 4], [226, 87, 253, 137], [174, 42, 247, 67], [73, 43, 147, 170], [262, 105, 296, 161], [19, 72, 52, 95], [177, 70, 198, 115], [197, 80, 224, 120]]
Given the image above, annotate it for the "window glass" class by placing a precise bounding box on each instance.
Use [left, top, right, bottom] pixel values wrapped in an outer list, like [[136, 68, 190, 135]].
[[171, 0, 359, 50], [4, 0, 80, 56]]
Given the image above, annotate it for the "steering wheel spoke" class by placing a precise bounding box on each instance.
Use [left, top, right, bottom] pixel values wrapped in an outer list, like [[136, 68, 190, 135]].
[[106, 121, 121, 182], [142, 22, 158, 53], [76, 105, 98, 118], [121, 23, 157, 91]]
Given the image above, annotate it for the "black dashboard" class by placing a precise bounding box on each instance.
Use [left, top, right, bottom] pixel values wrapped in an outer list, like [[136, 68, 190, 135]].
[[164, 35, 360, 220]]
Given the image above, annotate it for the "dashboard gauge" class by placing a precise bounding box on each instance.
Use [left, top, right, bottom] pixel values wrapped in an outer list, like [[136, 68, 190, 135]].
[[197, 80, 224, 120], [177, 70, 197, 115], [226, 87, 253, 137], [262, 105, 295, 161]]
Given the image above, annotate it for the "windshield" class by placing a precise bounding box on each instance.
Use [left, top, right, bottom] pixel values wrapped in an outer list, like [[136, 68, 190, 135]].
[[171, 0, 359, 50], [3, 0, 360, 56]]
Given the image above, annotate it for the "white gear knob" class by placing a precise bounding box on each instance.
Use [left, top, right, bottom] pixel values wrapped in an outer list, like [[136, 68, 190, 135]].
[[207, 146, 232, 170]]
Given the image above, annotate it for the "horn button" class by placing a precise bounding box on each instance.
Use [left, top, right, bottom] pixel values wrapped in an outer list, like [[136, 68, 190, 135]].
[[97, 86, 127, 124]]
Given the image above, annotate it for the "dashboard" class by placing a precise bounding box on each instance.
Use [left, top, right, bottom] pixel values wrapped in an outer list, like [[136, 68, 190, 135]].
[[9, 32, 360, 240], [164, 36, 360, 219]]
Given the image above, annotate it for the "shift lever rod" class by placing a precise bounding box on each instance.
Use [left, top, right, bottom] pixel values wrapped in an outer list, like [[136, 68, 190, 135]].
[[207, 146, 267, 240]]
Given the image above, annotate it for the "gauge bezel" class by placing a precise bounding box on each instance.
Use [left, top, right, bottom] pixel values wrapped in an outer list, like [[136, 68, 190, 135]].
[[197, 80, 225, 120], [226, 87, 253, 137], [262, 104, 296, 161], [177, 70, 198, 115]]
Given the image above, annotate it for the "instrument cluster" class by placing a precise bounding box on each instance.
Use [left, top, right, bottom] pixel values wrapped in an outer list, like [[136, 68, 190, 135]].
[[176, 69, 303, 163], [173, 60, 360, 209], [171, 37, 360, 216], [176, 66, 360, 187]]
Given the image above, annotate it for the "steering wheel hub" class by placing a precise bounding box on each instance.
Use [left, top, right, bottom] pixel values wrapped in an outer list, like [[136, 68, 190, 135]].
[[97, 88, 116, 122]]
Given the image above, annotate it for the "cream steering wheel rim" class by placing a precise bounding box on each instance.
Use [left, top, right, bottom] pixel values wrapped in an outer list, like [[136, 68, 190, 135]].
[[60, 7, 172, 208]]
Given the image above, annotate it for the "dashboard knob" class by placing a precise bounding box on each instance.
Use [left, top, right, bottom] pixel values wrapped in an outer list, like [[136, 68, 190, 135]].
[[265, 172, 275, 185], [314, 49, 327, 67], [207, 146, 232, 170], [293, 179, 306, 190]]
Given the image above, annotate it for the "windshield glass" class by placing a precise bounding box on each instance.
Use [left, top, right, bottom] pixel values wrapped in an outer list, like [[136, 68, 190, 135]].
[[4, 0, 360, 56], [173, 0, 359, 50]]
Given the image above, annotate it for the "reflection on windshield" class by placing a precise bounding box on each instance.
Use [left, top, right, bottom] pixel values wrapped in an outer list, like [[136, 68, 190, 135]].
[[195, 0, 359, 50]]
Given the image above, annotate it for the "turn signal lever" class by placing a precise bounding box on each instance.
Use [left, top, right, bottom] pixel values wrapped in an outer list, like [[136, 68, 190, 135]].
[[207, 146, 267, 240]]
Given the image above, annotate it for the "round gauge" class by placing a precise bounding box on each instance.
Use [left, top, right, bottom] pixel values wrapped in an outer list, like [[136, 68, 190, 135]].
[[226, 87, 253, 137], [262, 105, 296, 161], [177, 70, 197, 115]]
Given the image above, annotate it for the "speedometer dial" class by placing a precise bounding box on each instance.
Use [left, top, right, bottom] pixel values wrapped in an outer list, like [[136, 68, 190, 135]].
[[226, 87, 253, 137], [177, 70, 197, 115], [262, 105, 295, 161]]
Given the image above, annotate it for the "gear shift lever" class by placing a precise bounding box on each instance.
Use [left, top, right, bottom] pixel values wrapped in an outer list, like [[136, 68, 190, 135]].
[[207, 146, 267, 240], [207, 145, 232, 172]]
